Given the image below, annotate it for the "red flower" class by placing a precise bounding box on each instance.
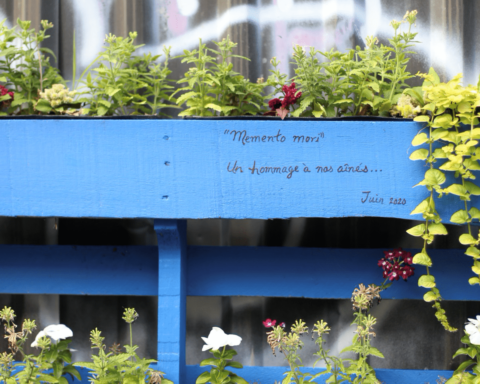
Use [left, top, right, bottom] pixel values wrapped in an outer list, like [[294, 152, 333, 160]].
[[400, 266, 415, 280], [279, 322, 285, 328], [383, 270, 389, 278], [262, 318, 276, 328], [403, 252, 413, 265], [268, 98, 282, 110], [377, 258, 392, 271], [388, 271, 400, 281], [383, 250, 396, 260], [0, 84, 14, 108]]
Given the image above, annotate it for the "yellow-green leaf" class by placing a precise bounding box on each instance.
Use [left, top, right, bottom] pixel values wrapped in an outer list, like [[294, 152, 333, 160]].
[[450, 210, 469, 224], [418, 274, 436, 288], [469, 277, 480, 286], [412, 132, 428, 146], [409, 148, 429, 160], [470, 207, 480, 220], [423, 291, 438, 302], [445, 184, 468, 197], [466, 246, 480, 258], [466, 181, 480, 196], [414, 115, 430, 122], [413, 252, 432, 266], [460, 233, 477, 245], [428, 222, 448, 235], [410, 198, 429, 215], [406, 224, 425, 237]]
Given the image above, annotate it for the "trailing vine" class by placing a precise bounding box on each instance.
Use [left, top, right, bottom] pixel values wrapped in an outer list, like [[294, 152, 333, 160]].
[[409, 69, 480, 332]]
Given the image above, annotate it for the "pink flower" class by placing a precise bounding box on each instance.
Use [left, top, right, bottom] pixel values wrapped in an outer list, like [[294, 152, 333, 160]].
[[403, 252, 413, 265], [279, 322, 286, 328], [262, 318, 276, 328], [383, 250, 396, 260]]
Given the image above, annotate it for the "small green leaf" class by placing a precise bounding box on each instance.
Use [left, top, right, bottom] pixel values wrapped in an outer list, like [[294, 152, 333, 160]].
[[470, 207, 480, 220], [428, 223, 448, 235], [423, 291, 438, 302], [418, 274, 436, 288], [98, 99, 111, 108], [368, 347, 384, 359], [412, 132, 428, 146], [414, 115, 430, 122], [445, 184, 468, 197], [466, 246, 480, 258], [460, 233, 477, 245], [406, 224, 425, 237], [205, 103, 222, 112], [409, 148, 428, 160], [450, 210, 469, 224], [469, 277, 480, 285], [424, 169, 446, 185], [410, 198, 429, 215], [465, 181, 480, 195], [195, 371, 211, 384], [413, 252, 432, 266]]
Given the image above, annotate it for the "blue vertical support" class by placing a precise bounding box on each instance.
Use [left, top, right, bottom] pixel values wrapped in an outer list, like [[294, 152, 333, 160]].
[[154, 219, 187, 383]]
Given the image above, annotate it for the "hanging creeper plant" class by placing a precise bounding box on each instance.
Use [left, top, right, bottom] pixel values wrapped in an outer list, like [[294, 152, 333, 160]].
[[409, 69, 480, 332]]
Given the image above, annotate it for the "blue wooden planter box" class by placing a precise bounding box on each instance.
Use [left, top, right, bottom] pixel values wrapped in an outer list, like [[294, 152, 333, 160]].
[[0, 117, 473, 383]]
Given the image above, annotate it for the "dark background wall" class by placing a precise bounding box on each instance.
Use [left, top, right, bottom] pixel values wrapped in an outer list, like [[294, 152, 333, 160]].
[[0, 0, 479, 375]]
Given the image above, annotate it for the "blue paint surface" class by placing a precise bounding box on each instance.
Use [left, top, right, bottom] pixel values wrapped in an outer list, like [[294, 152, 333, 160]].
[[0, 245, 474, 300], [0, 119, 471, 221], [155, 220, 187, 384], [186, 364, 454, 383], [70, 364, 453, 384]]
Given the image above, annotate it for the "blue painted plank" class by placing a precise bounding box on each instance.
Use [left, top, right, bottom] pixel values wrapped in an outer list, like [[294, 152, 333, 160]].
[[0, 119, 471, 221], [0, 245, 475, 300], [187, 247, 478, 300], [155, 220, 187, 384], [186, 365, 454, 384], [71, 364, 453, 384], [0, 245, 157, 295]]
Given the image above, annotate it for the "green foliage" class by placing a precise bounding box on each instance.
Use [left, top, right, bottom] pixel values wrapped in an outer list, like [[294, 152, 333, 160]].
[[447, 333, 480, 383], [270, 10, 419, 118], [0, 18, 65, 115], [0, 306, 80, 384], [75, 308, 173, 384], [406, 68, 480, 332], [173, 36, 266, 117], [265, 284, 385, 384], [79, 32, 175, 116], [197, 347, 247, 384]]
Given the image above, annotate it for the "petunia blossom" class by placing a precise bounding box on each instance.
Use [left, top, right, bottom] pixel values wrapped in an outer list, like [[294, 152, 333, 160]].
[[31, 324, 73, 347], [262, 318, 276, 328], [465, 316, 480, 345], [201, 327, 242, 352]]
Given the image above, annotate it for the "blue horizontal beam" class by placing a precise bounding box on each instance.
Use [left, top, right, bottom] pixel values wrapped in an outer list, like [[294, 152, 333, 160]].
[[69, 364, 454, 384], [0, 118, 473, 221], [0, 245, 475, 300], [186, 365, 455, 384], [0, 245, 157, 295]]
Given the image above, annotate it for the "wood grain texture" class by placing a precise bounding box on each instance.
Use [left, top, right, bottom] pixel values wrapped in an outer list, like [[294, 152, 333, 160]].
[[0, 118, 470, 221], [0, 245, 474, 300]]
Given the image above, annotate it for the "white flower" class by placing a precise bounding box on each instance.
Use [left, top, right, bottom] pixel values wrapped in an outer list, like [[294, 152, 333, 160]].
[[201, 327, 242, 352], [465, 316, 480, 345], [31, 324, 73, 347]]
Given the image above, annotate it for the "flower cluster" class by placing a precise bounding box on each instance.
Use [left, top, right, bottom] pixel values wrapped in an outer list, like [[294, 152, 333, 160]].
[[267, 82, 302, 119], [0, 85, 14, 108], [378, 248, 414, 281], [39, 84, 75, 107], [351, 283, 382, 311]]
